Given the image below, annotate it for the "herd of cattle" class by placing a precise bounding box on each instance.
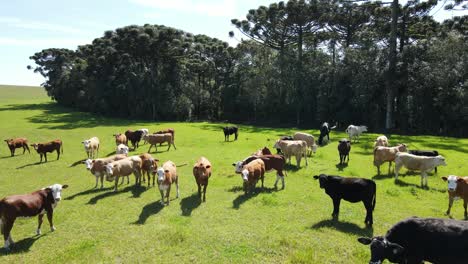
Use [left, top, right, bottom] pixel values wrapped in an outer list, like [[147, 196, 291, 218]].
[[2, 123, 468, 263]]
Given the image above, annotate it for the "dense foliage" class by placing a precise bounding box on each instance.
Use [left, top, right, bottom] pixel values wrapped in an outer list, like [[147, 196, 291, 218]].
[[29, 1, 468, 136]]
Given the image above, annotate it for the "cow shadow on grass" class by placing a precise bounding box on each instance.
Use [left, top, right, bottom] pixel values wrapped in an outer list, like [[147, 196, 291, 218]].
[[335, 163, 348, 171], [232, 187, 276, 209], [132, 201, 164, 225], [16, 160, 57, 169], [65, 187, 113, 201], [69, 159, 86, 167], [180, 193, 202, 216], [0, 234, 46, 255], [394, 179, 445, 192], [311, 219, 373, 237], [284, 164, 301, 172], [86, 185, 146, 204]]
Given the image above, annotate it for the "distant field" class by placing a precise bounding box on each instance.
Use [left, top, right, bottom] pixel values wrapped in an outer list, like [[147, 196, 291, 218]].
[[0, 84, 467, 263]]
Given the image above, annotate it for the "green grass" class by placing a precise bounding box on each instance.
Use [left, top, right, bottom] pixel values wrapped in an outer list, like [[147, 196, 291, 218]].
[[0, 84, 467, 263]]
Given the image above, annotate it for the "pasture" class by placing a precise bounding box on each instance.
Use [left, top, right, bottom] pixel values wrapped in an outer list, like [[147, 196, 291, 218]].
[[0, 85, 467, 263]]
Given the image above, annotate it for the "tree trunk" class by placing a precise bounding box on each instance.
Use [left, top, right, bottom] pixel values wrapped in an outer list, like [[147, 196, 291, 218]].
[[386, 0, 399, 131]]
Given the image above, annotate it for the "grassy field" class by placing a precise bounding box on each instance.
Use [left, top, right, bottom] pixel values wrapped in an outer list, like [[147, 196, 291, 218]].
[[0, 84, 467, 263]]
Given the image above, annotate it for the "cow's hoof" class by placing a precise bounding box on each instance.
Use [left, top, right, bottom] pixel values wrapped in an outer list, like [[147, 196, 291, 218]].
[[36, 229, 41, 235], [50, 226, 56, 232]]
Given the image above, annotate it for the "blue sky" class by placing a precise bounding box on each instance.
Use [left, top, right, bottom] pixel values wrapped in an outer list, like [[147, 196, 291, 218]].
[[0, 0, 466, 86]]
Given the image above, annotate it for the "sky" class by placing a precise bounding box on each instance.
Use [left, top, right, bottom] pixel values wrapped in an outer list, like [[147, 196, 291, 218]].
[[0, 0, 466, 86]]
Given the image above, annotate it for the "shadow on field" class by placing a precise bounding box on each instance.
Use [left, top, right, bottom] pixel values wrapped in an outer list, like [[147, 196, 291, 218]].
[[284, 164, 301, 171], [0, 234, 45, 255], [0, 102, 135, 130], [65, 187, 113, 200], [86, 185, 144, 204], [180, 193, 201, 216], [232, 187, 276, 209], [335, 163, 348, 171], [372, 172, 394, 180], [69, 159, 86, 167], [132, 201, 164, 225], [16, 160, 57, 169], [394, 179, 445, 192], [311, 219, 373, 237]]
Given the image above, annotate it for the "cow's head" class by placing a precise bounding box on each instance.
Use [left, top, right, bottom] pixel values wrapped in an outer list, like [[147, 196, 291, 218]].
[[116, 144, 129, 155], [313, 174, 329, 189], [195, 162, 211, 178], [435, 155, 447, 167], [83, 159, 94, 170], [46, 184, 69, 203], [81, 139, 90, 148], [273, 140, 281, 150], [232, 161, 244, 173], [156, 167, 167, 182], [396, 144, 408, 152], [262, 147, 272, 155], [357, 236, 405, 264], [360, 126, 368, 132], [4, 139, 12, 145], [105, 164, 116, 181], [30, 143, 39, 150], [241, 169, 249, 182], [442, 175, 462, 192]]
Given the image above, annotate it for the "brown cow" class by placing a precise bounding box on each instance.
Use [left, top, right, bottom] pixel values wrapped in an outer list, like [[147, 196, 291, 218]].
[[154, 128, 175, 142], [4, 138, 30, 157], [442, 175, 468, 219], [156, 161, 179, 205], [0, 184, 68, 250], [31, 139, 63, 162], [113, 133, 127, 146], [193, 157, 212, 202], [234, 154, 286, 189], [140, 153, 159, 187]]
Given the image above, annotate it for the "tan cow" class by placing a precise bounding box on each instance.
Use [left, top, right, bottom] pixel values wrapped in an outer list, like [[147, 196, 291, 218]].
[[273, 140, 308, 167], [82, 137, 99, 159], [193, 157, 212, 202], [293, 132, 318, 156], [139, 153, 159, 186], [84, 154, 127, 188], [373, 144, 407, 175], [374, 135, 389, 148], [240, 158, 265, 194], [113, 133, 127, 146], [394, 152, 447, 187], [442, 175, 468, 219], [144, 133, 176, 153], [105, 156, 143, 191], [156, 160, 179, 205]]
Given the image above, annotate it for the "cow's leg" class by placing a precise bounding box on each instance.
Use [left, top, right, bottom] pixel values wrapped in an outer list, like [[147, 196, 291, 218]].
[[446, 197, 454, 215], [388, 161, 392, 175], [363, 200, 373, 226], [394, 163, 401, 180], [175, 177, 180, 198], [37, 214, 44, 235], [100, 175, 104, 189], [3, 218, 15, 249], [56, 149, 60, 160], [46, 210, 55, 232], [39, 153, 43, 162], [332, 198, 341, 219], [464, 199, 468, 220], [435, 166, 438, 173], [420, 172, 426, 187], [26, 144, 30, 154], [22, 146, 26, 154], [172, 142, 176, 150], [159, 190, 165, 204], [260, 174, 264, 189], [94, 176, 98, 189], [347, 153, 350, 163], [274, 174, 280, 189], [126, 175, 130, 184], [167, 142, 171, 151], [114, 177, 119, 192], [44, 153, 48, 162], [148, 144, 153, 153], [197, 183, 202, 198], [166, 186, 171, 205], [202, 183, 208, 202], [304, 153, 308, 166]]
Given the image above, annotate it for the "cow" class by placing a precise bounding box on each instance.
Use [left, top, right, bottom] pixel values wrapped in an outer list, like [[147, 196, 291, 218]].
[[313, 174, 376, 226], [116, 144, 129, 155], [30, 139, 63, 162], [373, 135, 389, 148], [193, 157, 212, 202], [223, 126, 238, 141], [84, 155, 127, 188], [138, 129, 150, 144], [105, 156, 143, 192], [293, 132, 318, 156], [139, 153, 158, 187], [318, 122, 336, 145], [275, 136, 293, 154], [442, 175, 468, 219], [394, 152, 447, 187], [124, 130, 144, 150], [144, 133, 176, 153], [113, 133, 127, 146], [373, 144, 408, 175], [154, 128, 175, 144], [252, 146, 272, 156], [239, 158, 265, 194], [82, 137, 99, 159], [358, 217, 468, 264], [409, 149, 440, 172], [233, 154, 287, 190], [338, 139, 351, 165], [345, 125, 368, 142], [4, 138, 30, 157], [0, 184, 68, 250], [156, 161, 179, 205], [273, 140, 308, 167]]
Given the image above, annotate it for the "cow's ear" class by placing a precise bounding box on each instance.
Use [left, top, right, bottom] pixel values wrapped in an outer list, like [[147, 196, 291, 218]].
[[232, 163, 236, 167], [154, 159, 159, 162], [357, 237, 372, 245], [442, 176, 448, 181], [457, 178, 464, 183], [387, 242, 404, 259], [62, 184, 69, 189], [313, 175, 319, 180]]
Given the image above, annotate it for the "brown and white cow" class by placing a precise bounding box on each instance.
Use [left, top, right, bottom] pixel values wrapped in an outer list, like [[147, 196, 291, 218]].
[[156, 161, 179, 205], [373, 144, 407, 175], [4, 138, 30, 157], [140, 153, 159, 187], [84, 154, 127, 188], [442, 175, 468, 219], [233, 154, 287, 190], [193, 157, 212, 202], [105, 156, 143, 192], [31, 139, 63, 162], [0, 184, 68, 250]]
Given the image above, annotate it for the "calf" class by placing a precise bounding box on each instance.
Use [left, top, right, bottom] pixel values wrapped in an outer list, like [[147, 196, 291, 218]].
[[442, 175, 468, 219], [293, 132, 318, 156], [338, 139, 351, 165], [82, 137, 99, 159], [84, 154, 127, 188], [234, 154, 286, 189], [154, 128, 175, 141], [394, 152, 447, 187], [223, 126, 238, 141], [313, 174, 376, 226], [31, 139, 63, 162], [318, 122, 336, 145], [193, 157, 212, 202], [4, 138, 30, 157], [345, 125, 368, 142], [373, 135, 389, 148], [373, 144, 407, 175], [125, 130, 144, 150], [358, 217, 468, 264], [276, 136, 293, 154], [105, 156, 143, 192], [0, 184, 68, 250], [252, 146, 272, 156], [144, 133, 176, 153], [156, 161, 179, 205], [116, 144, 129, 155], [140, 153, 158, 187], [409, 149, 439, 172], [273, 140, 308, 167], [113, 133, 127, 146], [240, 158, 265, 194]]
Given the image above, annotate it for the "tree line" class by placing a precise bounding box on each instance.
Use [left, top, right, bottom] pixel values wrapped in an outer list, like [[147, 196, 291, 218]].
[[29, 0, 468, 137]]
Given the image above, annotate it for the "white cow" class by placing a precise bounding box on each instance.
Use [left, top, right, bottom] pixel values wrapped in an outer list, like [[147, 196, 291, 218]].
[[395, 152, 447, 187], [82, 137, 100, 159], [346, 125, 368, 142], [273, 140, 308, 167], [116, 144, 129, 155], [138, 128, 150, 144]]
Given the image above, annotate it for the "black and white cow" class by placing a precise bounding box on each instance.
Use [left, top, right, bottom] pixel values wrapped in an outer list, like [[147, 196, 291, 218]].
[[318, 122, 336, 145], [358, 217, 468, 264], [314, 174, 376, 226]]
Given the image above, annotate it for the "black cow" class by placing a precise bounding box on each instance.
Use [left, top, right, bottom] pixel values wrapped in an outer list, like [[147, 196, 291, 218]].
[[358, 217, 468, 264], [409, 149, 439, 172], [125, 130, 144, 150], [223, 126, 238, 141], [313, 174, 376, 226], [318, 122, 336, 145], [338, 139, 351, 165], [276, 136, 293, 154]]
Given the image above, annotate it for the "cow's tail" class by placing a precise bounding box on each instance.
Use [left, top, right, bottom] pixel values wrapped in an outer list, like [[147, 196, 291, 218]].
[[61, 142, 64, 154], [372, 183, 377, 211], [176, 163, 188, 167], [0, 203, 3, 235]]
